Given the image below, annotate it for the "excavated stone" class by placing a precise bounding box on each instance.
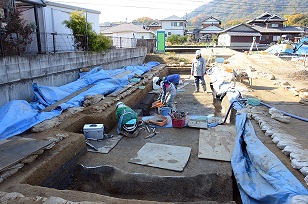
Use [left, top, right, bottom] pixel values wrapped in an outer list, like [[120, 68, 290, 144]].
[[282, 145, 303, 156], [0, 192, 25, 203], [83, 94, 104, 107], [300, 167, 308, 176], [31, 118, 61, 132], [265, 129, 274, 137], [290, 195, 308, 204], [291, 159, 308, 170], [277, 140, 299, 150], [22, 155, 38, 164], [290, 152, 308, 162], [271, 113, 291, 123]]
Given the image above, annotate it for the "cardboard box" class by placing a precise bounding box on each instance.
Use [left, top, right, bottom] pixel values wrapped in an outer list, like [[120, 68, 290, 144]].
[[83, 124, 104, 140]]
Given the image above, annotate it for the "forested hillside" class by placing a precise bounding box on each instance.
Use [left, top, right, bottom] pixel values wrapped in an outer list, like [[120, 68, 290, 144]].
[[186, 0, 308, 26]]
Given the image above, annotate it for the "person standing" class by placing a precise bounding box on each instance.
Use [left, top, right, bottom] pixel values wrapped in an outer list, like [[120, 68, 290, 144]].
[[191, 50, 207, 93]]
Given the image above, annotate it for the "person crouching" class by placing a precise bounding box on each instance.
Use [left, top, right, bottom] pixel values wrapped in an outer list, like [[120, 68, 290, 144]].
[[116, 102, 139, 138]]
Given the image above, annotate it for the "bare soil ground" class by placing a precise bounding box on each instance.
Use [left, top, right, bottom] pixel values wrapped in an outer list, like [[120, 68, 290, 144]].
[[0, 49, 307, 203], [147, 49, 308, 187]]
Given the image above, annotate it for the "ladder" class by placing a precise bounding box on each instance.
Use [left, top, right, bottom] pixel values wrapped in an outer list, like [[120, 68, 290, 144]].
[[249, 37, 258, 53]]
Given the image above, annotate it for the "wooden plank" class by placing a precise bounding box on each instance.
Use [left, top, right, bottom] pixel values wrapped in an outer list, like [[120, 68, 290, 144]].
[[0, 137, 52, 172], [198, 125, 236, 161], [41, 84, 95, 112]]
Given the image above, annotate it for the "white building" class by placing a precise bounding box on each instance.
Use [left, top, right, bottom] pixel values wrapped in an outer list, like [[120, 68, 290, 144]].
[[160, 15, 187, 36], [199, 16, 223, 42], [100, 23, 155, 48], [17, 0, 100, 53]]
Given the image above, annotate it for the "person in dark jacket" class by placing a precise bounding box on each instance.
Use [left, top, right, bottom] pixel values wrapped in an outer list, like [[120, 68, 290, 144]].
[[115, 102, 139, 137]]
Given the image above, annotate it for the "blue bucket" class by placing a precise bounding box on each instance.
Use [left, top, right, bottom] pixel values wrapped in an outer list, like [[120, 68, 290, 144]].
[[160, 107, 172, 116]]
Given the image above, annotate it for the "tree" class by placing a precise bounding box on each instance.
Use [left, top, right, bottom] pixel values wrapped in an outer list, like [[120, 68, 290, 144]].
[[285, 13, 308, 27], [1, 9, 35, 56], [166, 34, 187, 45], [63, 10, 111, 52], [132, 17, 158, 25]]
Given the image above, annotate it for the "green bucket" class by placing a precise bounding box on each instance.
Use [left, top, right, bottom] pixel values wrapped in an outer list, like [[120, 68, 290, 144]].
[[247, 98, 261, 106]]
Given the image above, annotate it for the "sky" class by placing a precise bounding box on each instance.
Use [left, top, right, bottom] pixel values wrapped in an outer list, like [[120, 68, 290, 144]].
[[49, 0, 211, 23]]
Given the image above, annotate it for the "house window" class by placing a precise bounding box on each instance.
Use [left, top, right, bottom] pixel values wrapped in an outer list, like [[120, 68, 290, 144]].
[[273, 36, 280, 41], [141, 36, 144, 39], [168, 32, 171, 35], [171, 22, 183, 27], [271, 24, 278, 28]]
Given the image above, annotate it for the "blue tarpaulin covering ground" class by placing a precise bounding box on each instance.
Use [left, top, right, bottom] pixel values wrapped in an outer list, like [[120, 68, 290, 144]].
[[265, 44, 308, 55], [230, 99, 308, 203], [0, 62, 159, 140]]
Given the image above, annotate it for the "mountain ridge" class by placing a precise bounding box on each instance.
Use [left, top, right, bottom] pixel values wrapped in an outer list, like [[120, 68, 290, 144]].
[[185, 0, 308, 26]]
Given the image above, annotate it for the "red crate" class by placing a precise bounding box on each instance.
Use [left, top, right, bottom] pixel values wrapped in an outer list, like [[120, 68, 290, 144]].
[[172, 118, 185, 128]]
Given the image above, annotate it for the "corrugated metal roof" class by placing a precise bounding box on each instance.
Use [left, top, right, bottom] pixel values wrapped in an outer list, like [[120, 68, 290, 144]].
[[252, 25, 304, 33], [18, 0, 45, 6]]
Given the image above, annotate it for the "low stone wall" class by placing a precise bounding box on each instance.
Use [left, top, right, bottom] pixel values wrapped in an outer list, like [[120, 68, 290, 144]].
[[0, 47, 147, 107]]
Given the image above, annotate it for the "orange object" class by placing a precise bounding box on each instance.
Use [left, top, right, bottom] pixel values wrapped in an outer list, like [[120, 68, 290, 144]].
[[148, 115, 168, 126], [151, 101, 163, 108]]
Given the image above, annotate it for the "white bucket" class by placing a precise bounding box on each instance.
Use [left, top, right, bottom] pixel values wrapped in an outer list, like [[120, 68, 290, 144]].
[[153, 77, 160, 90]]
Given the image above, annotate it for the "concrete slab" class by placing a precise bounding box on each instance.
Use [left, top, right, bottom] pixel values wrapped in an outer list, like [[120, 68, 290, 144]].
[[0, 137, 53, 172], [198, 125, 236, 161], [129, 143, 191, 171]]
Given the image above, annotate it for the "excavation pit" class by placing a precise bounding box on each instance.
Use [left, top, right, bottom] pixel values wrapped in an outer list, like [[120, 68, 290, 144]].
[[38, 68, 238, 203], [0, 66, 239, 203]]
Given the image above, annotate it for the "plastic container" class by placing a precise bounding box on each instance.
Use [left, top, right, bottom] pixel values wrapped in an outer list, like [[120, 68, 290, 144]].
[[247, 98, 260, 106], [159, 107, 172, 116], [148, 115, 168, 126], [83, 124, 104, 139], [172, 118, 185, 128], [153, 77, 160, 90]]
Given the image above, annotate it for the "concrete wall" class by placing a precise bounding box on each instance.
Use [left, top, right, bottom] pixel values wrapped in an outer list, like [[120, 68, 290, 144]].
[[0, 47, 147, 107]]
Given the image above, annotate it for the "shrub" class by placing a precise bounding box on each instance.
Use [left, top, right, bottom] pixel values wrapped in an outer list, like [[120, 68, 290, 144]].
[[63, 10, 111, 52], [1, 9, 34, 56]]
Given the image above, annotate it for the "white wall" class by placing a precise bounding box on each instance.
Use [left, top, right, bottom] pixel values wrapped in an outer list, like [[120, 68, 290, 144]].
[[218, 34, 231, 46], [20, 2, 100, 53], [161, 21, 185, 36]]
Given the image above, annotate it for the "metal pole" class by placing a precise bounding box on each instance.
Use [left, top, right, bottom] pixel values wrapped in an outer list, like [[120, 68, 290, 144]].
[[34, 5, 42, 53], [52, 32, 56, 53]]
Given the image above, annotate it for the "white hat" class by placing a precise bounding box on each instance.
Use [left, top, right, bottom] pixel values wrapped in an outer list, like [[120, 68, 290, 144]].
[[195, 50, 201, 55], [116, 102, 124, 108]]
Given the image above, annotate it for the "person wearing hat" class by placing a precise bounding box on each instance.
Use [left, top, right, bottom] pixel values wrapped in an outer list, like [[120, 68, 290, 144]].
[[115, 102, 139, 137], [162, 74, 182, 89], [191, 50, 207, 93], [155, 78, 177, 107]]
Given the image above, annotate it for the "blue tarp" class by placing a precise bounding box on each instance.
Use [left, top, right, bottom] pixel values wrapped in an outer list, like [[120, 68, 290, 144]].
[[231, 100, 308, 203], [0, 62, 160, 140]]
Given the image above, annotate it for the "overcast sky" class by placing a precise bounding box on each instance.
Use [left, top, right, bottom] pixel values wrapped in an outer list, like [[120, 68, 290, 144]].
[[49, 0, 210, 23]]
